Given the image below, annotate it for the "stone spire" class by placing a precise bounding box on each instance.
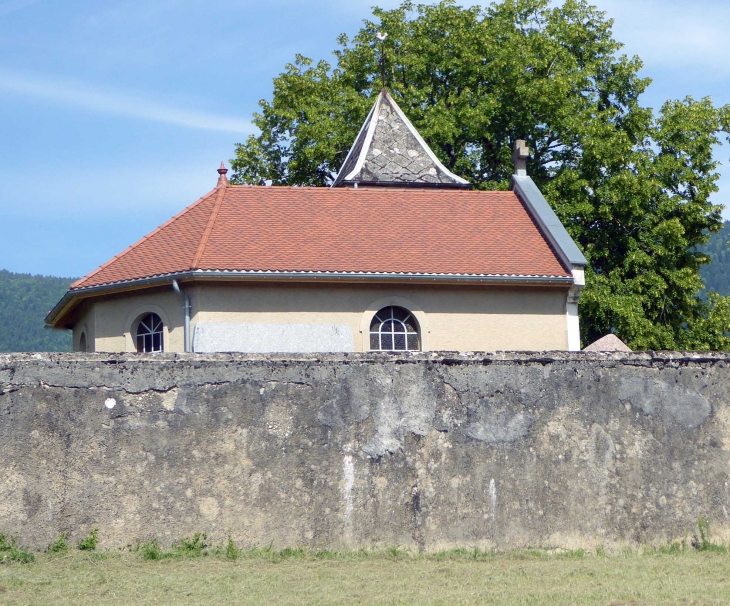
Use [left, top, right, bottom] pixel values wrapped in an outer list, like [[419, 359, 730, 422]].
[[332, 89, 469, 188]]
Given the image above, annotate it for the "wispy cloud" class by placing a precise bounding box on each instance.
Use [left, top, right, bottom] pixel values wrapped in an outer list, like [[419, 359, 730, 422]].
[[0, 69, 255, 134], [0, 0, 40, 17], [596, 0, 730, 74]]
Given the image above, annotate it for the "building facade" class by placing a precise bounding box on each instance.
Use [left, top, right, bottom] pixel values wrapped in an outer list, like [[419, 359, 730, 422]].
[[47, 90, 587, 353]]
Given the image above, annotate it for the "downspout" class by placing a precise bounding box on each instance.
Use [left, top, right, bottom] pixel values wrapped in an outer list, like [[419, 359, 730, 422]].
[[172, 280, 191, 353]]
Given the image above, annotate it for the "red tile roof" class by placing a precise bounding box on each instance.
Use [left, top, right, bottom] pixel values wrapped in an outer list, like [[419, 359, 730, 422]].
[[71, 184, 569, 290]]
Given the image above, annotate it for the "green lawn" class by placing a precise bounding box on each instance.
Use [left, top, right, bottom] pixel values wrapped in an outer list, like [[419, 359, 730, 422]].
[[1, 547, 729, 605]]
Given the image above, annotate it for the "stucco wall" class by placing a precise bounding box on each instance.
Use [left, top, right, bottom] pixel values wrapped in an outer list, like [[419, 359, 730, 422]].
[[78, 281, 569, 353], [73, 288, 186, 353], [1, 351, 729, 551], [72, 302, 95, 353]]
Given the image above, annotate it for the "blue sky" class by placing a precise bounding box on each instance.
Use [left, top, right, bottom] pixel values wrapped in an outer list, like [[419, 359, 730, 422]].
[[2, 0, 729, 278]]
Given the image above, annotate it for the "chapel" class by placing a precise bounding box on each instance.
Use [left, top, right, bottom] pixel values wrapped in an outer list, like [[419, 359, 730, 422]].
[[46, 89, 587, 353]]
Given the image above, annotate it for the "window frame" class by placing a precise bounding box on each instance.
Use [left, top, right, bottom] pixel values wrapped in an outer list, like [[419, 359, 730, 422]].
[[360, 296, 429, 352], [125, 304, 171, 353], [369, 305, 420, 352], [135, 312, 165, 353]]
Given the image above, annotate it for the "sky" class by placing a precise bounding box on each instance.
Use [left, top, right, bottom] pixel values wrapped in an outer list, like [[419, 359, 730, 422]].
[[1, 0, 729, 278]]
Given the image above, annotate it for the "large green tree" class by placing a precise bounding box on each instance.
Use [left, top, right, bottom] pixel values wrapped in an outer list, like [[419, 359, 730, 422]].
[[231, 0, 730, 350]]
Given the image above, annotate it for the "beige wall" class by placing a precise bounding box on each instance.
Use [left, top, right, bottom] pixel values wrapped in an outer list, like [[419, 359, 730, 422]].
[[73, 287, 185, 353], [76, 280, 570, 353], [72, 300, 96, 352]]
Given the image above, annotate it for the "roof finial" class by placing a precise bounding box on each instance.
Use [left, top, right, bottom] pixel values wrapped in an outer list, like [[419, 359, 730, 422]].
[[376, 31, 388, 90], [217, 161, 229, 187], [512, 140, 530, 177]]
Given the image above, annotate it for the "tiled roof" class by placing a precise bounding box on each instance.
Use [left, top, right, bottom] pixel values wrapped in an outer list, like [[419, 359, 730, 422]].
[[71, 184, 570, 290]]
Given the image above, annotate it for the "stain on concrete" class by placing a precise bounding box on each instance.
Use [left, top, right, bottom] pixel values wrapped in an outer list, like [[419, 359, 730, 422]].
[[466, 410, 534, 444], [617, 377, 711, 428]]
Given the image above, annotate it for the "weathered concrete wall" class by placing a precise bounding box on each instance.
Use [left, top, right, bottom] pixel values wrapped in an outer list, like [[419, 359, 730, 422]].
[[1, 351, 729, 551]]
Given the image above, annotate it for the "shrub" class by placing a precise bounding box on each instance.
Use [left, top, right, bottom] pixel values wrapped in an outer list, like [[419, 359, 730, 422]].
[[0, 533, 35, 564], [693, 517, 726, 553], [77, 528, 98, 551], [225, 536, 241, 561], [47, 533, 69, 554], [175, 533, 209, 557], [139, 539, 165, 561]]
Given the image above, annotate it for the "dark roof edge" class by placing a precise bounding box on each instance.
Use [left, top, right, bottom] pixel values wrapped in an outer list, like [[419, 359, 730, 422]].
[[510, 175, 587, 268], [46, 270, 574, 328]]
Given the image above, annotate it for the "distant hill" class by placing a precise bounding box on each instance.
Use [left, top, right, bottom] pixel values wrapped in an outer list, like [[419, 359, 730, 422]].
[[700, 221, 730, 296], [0, 270, 75, 352]]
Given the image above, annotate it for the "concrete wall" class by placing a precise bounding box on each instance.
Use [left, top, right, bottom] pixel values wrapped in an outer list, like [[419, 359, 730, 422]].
[[74, 281, 570, 353], [1, 351, 729, 551]]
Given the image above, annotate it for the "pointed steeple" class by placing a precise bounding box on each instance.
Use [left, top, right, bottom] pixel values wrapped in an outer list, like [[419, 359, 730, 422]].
[[332, 89, 469, 188]]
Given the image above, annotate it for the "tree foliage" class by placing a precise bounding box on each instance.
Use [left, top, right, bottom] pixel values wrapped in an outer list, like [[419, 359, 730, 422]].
[[232, 0, 730, 350], [0, 270, 73, 352]]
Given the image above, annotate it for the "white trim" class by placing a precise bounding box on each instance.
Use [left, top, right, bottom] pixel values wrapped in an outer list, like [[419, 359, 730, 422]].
[[124, 304, 172, 353], [359, 295, 430, 352], [567, 267, 584, 351], [344, 92, 384, 182], [332, 97, 379, 187]]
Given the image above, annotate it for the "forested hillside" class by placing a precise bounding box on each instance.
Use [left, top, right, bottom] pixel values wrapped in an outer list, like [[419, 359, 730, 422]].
[[0, 270, 74, 352], [700, 221, 730, 296]]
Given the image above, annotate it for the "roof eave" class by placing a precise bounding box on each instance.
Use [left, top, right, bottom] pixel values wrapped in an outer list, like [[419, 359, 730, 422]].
[[46, 270, 574, 328]]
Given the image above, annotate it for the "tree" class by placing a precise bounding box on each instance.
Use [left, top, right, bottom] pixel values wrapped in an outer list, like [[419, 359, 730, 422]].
[[231, 0, 730, 350]]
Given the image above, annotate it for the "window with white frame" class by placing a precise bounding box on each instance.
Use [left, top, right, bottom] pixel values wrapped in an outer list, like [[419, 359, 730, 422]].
[[136, 313, 164, 353], [369, 306, 420, 351]]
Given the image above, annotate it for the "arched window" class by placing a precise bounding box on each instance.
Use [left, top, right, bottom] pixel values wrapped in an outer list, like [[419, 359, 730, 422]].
[[369, 306, 420, 351], [79, 332, 87, 353], [136, 313, 164, 353]]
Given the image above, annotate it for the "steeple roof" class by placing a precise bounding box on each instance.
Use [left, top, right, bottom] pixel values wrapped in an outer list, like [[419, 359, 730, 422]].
[[332, 89, 469, 188]]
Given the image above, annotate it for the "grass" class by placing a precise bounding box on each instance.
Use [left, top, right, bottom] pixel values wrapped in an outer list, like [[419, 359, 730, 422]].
[[1, 546, 730, 605]]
